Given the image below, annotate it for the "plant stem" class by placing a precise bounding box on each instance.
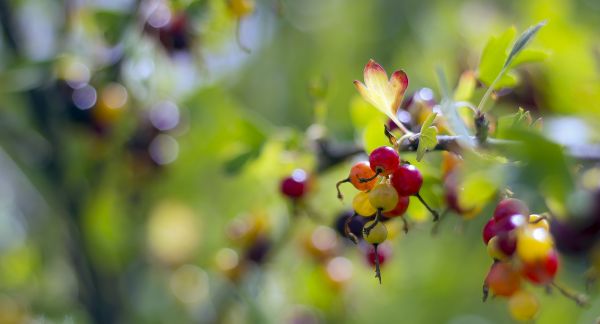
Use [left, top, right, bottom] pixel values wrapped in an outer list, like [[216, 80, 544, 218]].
[[415, 192, 440, 221], [550, 281, 589, 307], [477, 66, 508, 112]]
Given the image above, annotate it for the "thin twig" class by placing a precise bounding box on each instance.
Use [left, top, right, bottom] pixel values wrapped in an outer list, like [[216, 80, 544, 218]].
[[550, 281, 589, 307], [373, 243, 382, 284], [415, 192, 440, 221]]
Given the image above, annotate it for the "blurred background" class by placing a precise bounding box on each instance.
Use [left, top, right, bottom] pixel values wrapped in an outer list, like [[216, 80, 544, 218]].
[[1, 0, 600, 323]]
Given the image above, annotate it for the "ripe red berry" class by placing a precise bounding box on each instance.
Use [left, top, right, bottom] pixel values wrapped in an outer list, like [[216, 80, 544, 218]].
[[496, 232, 517, 256], [483, 218, 497, 244], [365, 243, 391, 267], [521, 250, 559, 285], [486, 262, 521, 297], [280, 169, 308, 199], [382, 195, 410, 218], [493, 198, 529, 221], [369, 146, 400, 176], [390, 164, 423, 196], [494, 214, 526, 234]]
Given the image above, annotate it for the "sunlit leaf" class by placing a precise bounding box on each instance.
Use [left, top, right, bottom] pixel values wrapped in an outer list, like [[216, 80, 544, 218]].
[[504, 21, 547, 68], [508, 48, 549, 68], [416, 113, 438, 161], [478, 27, 516, 87]]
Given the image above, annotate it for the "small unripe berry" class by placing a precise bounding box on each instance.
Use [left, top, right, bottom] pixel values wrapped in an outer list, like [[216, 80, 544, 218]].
[[353, 192, 377, 217], [363, 221, 387, 244], [368, 184, 399, 212]]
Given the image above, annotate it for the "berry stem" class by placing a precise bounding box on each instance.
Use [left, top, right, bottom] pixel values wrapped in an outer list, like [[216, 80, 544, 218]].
[[343, 212, 359, 244], [401, 216, 409, 234], [482, 283, 489, 302], [363, 209, 381, 236], [430, 208, 448, 235], [482, 261, 496, 302], [550, 281, 589, 307], [359, 169, 381, 183], [373, 243, 382, 284], [235, 18, 251, 53], [415, 192, 440, 221], [335, 178, 350, 200]]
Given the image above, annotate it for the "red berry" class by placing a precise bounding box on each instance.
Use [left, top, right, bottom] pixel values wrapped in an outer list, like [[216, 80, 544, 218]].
[[382, 195, 410, 218], [493, 198, 529, 221], [521, 250, 559, 285], [365, 243, 391, 267], [486, 262, 521, 297], [369, 146, 400, 176], [483, 218, 497, 244], [280, 169, 308, 199], [494, 214, 526, 234], [390, 164, 423, 196], [497, 232, 517, 256]]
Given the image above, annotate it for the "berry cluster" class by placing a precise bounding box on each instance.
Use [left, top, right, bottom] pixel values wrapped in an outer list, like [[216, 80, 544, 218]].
[[482, 198, 586, 321], [335, 145, 436, 283]]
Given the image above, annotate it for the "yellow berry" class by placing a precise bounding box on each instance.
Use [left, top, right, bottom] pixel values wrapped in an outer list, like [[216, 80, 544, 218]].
[[368, 184, 399, 212], [352, 191, 377, 217], [508, 290, 539, 321], [228, 0, 255, 17], [487, 237, 509, 261], [363, 221, 387, 244], [528, 214, 550, 231], [517, 227, 554, 263]]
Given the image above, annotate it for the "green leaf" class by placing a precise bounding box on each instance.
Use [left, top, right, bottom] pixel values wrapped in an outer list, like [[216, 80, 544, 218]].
[[504, 21, 547, 68], [416, 113, 438, 161], [478, 27, 516, 87], [508, 48, 549, 69]]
